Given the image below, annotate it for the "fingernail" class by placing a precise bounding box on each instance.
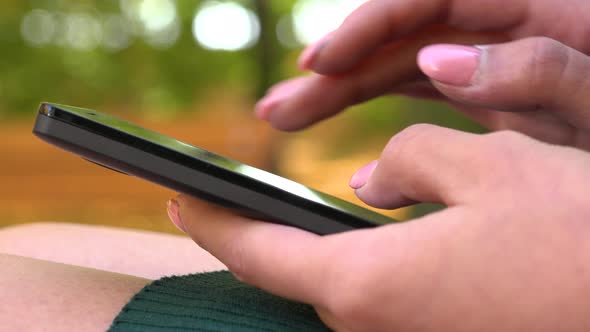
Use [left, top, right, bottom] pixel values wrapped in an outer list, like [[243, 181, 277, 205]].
[[350, 160, 378, 189], [167, 199, 186, 233], [255, 80, 300, 120], [418, 44, 481, 86], [232, 272, 245, 282], [298, 33, 332, 70]]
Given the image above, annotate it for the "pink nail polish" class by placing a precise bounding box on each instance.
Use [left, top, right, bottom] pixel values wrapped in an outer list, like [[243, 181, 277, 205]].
[[350, 160, 378, 189], [418, 44, 481, 86], [298, 33, 332, 70], [255, 94, 282, 120], [255, 80, 301, 120], [167, 199, 186, 233]]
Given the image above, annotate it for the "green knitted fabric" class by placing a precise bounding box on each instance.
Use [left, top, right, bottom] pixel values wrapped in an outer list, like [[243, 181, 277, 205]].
[[109, 271, 331, 332]]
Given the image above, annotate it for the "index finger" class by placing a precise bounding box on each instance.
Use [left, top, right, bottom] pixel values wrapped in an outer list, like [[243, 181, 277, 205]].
[[260, 27, 503, 131], [312, 0, 524, 74]]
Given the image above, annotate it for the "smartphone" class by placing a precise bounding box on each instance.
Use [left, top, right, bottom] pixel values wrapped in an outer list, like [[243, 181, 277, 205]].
[[33, 102, 396, 235]]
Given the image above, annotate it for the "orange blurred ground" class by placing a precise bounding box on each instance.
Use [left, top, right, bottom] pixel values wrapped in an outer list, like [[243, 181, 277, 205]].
[[0, 108, 276, 233], [0, 105, 406, 234]]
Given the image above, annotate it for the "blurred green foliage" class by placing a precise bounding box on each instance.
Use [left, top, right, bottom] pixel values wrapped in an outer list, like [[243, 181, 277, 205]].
[[0, 0, 487, 221], [0, 0, 483, 139], [0, 0, 292, 116]]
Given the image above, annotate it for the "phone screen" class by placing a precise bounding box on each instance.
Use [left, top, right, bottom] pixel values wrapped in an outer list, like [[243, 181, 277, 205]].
[[40, 103, 394, 225]]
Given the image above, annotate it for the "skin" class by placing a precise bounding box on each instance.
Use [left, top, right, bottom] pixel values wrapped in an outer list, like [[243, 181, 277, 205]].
[[3, 0, 590, 330], [0, 222, 225, 279], [255, 0, 590, 150], [171, 0, 590, 331], [0, 224, 225, 331], [172, 131, 590, 331], [0, 253, 149, 331]]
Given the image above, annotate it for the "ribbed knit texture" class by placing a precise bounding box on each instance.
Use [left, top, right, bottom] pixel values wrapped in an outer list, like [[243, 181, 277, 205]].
[[109, 271, 331, 332]]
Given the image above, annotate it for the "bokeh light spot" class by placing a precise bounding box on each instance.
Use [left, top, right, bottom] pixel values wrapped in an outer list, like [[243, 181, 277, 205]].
[[276, 15, 299, 49], [192, 1, 260, 51], [65, 13, 103, 51], [143, 18, 181, 49], [120, 0, 180, 49], [139, 0, 177, 32], [293, 0, 367, 45], [102, 14, 133, 51], [21, 9, 57, 47]]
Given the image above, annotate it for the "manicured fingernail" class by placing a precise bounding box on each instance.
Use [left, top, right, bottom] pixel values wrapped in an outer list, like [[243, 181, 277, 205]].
[[232, 272, 245, 282], [298, 33, 332, 70], [167, 199, 186, 233], [418, 44, 481, 86], [350, 160, 378, 189], [255, 80, 300, 120]]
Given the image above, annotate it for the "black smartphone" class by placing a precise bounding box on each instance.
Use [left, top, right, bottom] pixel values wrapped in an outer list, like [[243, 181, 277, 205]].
[[33, 102, 396, 235]]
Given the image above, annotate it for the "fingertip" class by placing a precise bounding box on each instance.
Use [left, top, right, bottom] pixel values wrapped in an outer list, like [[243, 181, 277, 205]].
[[297, 44, 318, 71], [254, 92, 286, 122], [350, 160, 411, 209], [166, 197, 186, 233], [254, 79, 304, 122], [417, 44, 481, 86], [297, 33, 333, 71], [355, 185, 412, 210], [254, 98, 273, 121], [172, 195, 227, 234], [173, 194, 190, 213], [349, 160, 378, 189]]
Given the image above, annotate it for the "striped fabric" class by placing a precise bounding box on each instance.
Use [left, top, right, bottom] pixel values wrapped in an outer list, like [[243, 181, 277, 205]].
[[109, 271, 331, 332]]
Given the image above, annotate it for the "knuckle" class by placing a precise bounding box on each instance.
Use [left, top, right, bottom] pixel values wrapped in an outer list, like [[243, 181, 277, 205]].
[[384, 124, 436, 159], [219, 234, 249, 279], [485, 129, 528, 144], [321, 265, 375, 322], [317, 239, 374, 321], [481, 130, 527, 156], [349, 76, 377, 105], [324, 281, 367, 322], [479, 130, 532, 187], [321, 230, 430, 325], [525, 37, 570, 93]]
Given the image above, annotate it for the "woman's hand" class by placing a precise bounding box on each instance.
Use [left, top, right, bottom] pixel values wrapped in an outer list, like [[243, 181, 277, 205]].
[[168, 127, 590, 331], [255, 0, 590, 150], [166, 1, 590, 330]]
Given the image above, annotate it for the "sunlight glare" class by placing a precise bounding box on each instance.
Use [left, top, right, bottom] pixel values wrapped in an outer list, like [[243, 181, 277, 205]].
[[192, 1, 260, 51], [65, 13, 103, 51], [120, 0, 180, 49], [102, 14, 133, 51], [293, 0, 367, 45], [139, 0, 177, 32], [21, 9, 57, 47]]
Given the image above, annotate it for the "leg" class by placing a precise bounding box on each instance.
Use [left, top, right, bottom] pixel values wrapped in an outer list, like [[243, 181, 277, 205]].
[[0, 254, 149, 331], [0, 222, 226, 279]]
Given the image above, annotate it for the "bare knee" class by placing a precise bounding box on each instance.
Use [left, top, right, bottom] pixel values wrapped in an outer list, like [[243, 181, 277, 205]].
[[0, 253, 149, 331], [0, 222, 90, 257], [0, 222, 226, 279]]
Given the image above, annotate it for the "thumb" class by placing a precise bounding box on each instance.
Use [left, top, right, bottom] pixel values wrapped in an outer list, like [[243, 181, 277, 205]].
[[350, 124, 486, 209], [417, 38, 590, 127]]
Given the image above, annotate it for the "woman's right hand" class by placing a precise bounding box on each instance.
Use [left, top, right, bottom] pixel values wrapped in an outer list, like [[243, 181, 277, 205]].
[[255, 0, 590, 150], [171, 126, 590, 331]]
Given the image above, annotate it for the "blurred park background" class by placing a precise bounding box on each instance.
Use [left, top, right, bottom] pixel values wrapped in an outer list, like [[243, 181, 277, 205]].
[[0, 0, 483, 234]]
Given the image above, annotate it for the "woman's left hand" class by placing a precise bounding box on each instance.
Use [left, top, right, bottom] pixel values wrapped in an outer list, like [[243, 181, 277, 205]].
[[255, 2, 590, 151]]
